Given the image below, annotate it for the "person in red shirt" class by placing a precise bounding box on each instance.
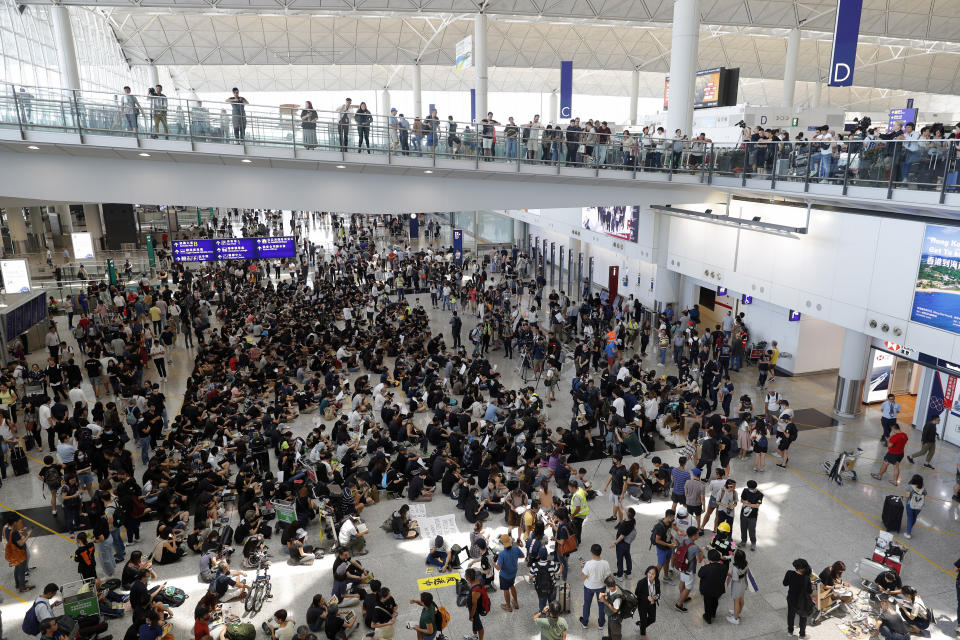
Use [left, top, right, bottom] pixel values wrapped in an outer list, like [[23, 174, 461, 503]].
[[193, 605, 215, 640], [872, 423, 909, 485]]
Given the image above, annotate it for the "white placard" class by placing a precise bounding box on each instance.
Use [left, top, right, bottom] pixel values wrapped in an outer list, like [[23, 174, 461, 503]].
[[0, 259, 31, 293], [408, 503, 428, 519], [71, 232, 95, 260], [419, 514, 459, 540]]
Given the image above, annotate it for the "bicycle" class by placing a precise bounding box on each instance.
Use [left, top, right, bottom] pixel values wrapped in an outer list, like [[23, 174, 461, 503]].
[[244, 552, 273, 613]]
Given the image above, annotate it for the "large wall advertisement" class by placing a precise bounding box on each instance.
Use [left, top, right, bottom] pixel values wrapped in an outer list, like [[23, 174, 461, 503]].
[[910, 224, 960, 333], [581, 206, 640, 242]]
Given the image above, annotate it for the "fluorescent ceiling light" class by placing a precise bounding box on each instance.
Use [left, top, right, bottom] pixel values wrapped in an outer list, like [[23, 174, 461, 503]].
[[336, 165, 346, 168], [139, 152, 151, 157], [27, 145, 39, 150], [424, 170, 433, 174], [241, 159, 252, 163]]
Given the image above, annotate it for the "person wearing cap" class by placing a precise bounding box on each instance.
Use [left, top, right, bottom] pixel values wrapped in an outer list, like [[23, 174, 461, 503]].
[[495, 533, 524, 611], [388, 108, 399, 150], [598, 575, 623, 640], [289, 528, 315, 565]]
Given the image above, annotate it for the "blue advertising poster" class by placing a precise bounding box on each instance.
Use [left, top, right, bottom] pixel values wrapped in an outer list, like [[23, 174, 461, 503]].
[[409, 214, 419, 239], [910, 224, 960, 334], [828, 0, 863, 86], [255, 236, 296, 259], [453, 229, 463, 265], [888, 107, 918, 129], [172, 239, 216, 262]]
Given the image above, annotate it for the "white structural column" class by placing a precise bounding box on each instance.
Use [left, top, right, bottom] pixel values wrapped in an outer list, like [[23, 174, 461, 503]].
[[474, 12, 488, 120], [82, 203, 104, 249], [380, 89, 391, 115], [50, 5, 81, 91], [629, 68, 640, 125], [812, 81, 822, 108], [782, 29, 800, 107], [834, 328, 872, 417], [666, 0, 700, 136], [549, 91, 559, 124], [53, 203, 73, 235], [148, 64, 160, 87], [5, 207, 29, 254], [28, 207, 45, 241], [412, 64, 422, 118]]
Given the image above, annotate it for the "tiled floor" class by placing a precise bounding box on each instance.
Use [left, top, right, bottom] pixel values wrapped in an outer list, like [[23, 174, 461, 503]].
[[0, 212, 957, 640]]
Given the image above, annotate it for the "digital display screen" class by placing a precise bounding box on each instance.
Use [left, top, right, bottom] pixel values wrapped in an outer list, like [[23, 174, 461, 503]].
[[173, 237, 297, 263], [664, 68, 723, 111], [910, 224, 960, 334], [255, 236, 297, 259], [789, 310, 801, 321], [172, 239, 216, 263], [581, 206, 640, 243], [215, 238, 257, 261]]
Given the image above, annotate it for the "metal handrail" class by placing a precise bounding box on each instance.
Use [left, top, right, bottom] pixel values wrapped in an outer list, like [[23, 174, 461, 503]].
[[3, 81, 958, 201]]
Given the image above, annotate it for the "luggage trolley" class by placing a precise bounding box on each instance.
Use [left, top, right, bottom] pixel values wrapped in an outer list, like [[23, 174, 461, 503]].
[[823, 447, 863, 485]]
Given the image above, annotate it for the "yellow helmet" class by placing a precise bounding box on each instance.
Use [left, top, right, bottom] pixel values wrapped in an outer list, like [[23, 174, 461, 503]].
[[717, 522, 731, 533]]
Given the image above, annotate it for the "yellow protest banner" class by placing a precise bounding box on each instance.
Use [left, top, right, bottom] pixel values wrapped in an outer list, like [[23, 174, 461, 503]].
[[416, 572, 460, 591]]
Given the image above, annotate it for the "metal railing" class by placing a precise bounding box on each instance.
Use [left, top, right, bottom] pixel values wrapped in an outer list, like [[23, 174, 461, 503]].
[[3, 82, 959, 204]]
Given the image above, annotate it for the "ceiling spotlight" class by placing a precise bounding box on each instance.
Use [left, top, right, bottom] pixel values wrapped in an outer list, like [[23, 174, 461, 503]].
[[138, 152, 150, 157], [424, 170, 433, 174], [241, 159, 252, 163], [336, 165, 346, 169], [27, 145, 39, 150]]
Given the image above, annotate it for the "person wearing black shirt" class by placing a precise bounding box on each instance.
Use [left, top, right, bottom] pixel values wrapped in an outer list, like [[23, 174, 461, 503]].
[[565, 119, 582, 165], [739, 480, 763, 551], [783, 558, 813, 637], [604, 456, 628, 523], [697, 549, 726, 623], [613, 508, 636, 577], [875, 600, 910, 640]]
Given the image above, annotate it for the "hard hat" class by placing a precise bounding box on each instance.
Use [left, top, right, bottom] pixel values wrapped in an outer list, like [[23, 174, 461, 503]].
[[717, 522, 731, 533]]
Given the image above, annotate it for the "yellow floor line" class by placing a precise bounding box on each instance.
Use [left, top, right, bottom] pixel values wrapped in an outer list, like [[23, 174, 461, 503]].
[[783, 467, 954, 577], [0, 583, 27, 603], [849, 510, 960, 538], [0, 502, 75, 543], [786, 465, 956, 504], [789, 441, 956, 478]]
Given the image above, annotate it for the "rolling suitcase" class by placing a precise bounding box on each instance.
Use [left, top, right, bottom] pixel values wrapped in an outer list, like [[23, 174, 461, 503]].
[[10, 446, 29, 476], [558, 581, 571, 614], [882, 495, 903, 532]]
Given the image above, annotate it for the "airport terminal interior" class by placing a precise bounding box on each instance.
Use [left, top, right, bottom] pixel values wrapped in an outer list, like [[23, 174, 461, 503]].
[[2, 2, 960, 640]]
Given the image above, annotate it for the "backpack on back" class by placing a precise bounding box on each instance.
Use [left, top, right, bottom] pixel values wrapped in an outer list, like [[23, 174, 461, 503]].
[[472, 584, 491, 616], [22, 600, 40, 636], [455, 579, 472, 608], [672, 541, 694, 573], [618, 590, 639, 619], [436, 605, 451, 630], [534, 564, 555, 598]]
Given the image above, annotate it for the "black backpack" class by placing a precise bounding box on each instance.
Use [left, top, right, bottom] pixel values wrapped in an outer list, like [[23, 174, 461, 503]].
[[618, 590, 639, 619], [455, 579, 472, 608], [534, 564, 554, 598]]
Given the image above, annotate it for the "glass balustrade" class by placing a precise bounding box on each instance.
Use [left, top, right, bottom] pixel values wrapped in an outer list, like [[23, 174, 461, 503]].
[[2, 82, 957, 204]]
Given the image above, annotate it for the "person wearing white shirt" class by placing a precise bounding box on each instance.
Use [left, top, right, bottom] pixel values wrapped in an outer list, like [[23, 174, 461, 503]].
[[338, 516, 367, 554], [580, 544, 613, 628], [900, 122, 922, 181], [880, 393, 901, 444], [68, 385, 87, 411]]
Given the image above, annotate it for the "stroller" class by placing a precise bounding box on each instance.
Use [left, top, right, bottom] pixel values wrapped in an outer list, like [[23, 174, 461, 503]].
[[823, 447, 863, 485]]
